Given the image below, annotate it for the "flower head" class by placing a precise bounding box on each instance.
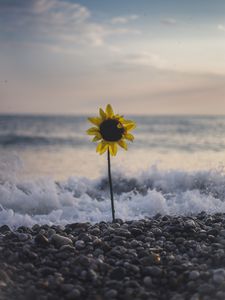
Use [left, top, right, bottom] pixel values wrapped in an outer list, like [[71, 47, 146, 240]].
[[87, 104, 136, 156]]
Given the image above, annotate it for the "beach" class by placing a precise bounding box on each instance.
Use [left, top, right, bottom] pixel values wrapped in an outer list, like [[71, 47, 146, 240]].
[[1, 115, 225, 299], [1, 0, 225, 298], [1, 213, 225, 300]]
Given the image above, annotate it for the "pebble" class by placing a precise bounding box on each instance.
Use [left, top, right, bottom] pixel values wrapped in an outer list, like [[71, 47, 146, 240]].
[[0, 225, 11, 234], [104, 289, 118, 298], [66, 289, 81, 299], [1, 214, 225, 300], [212, 268, 225, 284], [143, 276, 152, 286], [75, 240, 85, 250], [34, 233, 49, 246], [110, 267, 126, 280], [189, 270, 200, 280], [51, 234, 73, 248]]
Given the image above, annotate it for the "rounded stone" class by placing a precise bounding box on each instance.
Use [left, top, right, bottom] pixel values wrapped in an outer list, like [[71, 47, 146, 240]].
[[66, 288, 81, 299], [104, 289, 118, 298], [143, 276, 152, 287], [110, 267, 126, 280], [212, 269, 225, 284], [51, 234, 73, 248], [189, 270, 200, 280], [75, 240, 86, 250], [34, 233, 49, 246]]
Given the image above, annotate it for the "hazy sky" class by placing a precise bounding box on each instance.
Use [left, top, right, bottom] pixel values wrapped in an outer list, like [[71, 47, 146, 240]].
[[0, 0, 225, 115]]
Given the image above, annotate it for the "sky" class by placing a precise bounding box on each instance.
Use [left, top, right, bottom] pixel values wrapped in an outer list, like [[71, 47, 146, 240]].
[[0, 0, 225, 115]]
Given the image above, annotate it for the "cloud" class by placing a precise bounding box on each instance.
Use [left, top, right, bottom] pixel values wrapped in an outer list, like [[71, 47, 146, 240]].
[[161, 18, 177, 26], [0, 0, 141, 49], [121, 51, 168, 69], [218, 24, 225, 32], [33, 0, 105, 46], [111, 15, 139, 24]]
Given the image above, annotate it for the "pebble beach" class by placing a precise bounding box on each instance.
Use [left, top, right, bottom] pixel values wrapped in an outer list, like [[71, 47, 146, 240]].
[[1, 213, 225, 300]]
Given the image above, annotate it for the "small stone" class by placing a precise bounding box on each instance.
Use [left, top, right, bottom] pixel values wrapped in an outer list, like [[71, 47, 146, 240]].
[[130, 228, 143, 236], [171, 294, 185, 300], [143, 266, 162, 277], [39, 267, 57, 276], [110, 267, 126, 280], [140, 253, 160, 266], [34, 233, 49, 246], [207, 228, 219, 236], [216, 291, 225, 300], [66, 289, 81, 300], [190, 294, 200, 300], [184, 220, 197, 229], [115, 228, 131, 238], [60, 245, 75, 252], [104, 289, 118, 298], [76, 255, 90, 266], [0, 225, 11, 234], [51, 234, 73, 248], [189, 270, 200, 280], [78, 233, 92, 242], [175, 237, 185, 244], [0, 270, 11, 283], [61, 284, 76, 293], [75, 240, 85, 250], [130, 239, 142, 248], [32, 224, 40, 232], [17, 233, 30, 241], [143, 276, 152, 286], [0, 281, 7, 288], [219, 229, 225, 237], [89, 227, 100, 235], [152, 228, 162, 236], [23, 263, 35, 271], [212, 268, 225, 284], [198, 283, 214, 294]]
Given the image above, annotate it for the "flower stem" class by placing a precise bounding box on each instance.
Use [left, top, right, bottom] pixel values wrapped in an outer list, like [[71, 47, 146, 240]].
[[107, 149, 115, 222]]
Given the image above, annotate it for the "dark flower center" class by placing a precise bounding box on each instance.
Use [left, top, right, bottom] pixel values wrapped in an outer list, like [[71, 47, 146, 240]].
[[100, 119, 124, 141]]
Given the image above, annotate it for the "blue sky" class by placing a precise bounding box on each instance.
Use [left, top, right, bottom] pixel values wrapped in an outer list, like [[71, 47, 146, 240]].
[[0, 0, 225, 114]]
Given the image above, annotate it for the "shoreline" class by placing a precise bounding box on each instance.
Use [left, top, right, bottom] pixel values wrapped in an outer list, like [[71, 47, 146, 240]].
[[1, 213, 225, 300]]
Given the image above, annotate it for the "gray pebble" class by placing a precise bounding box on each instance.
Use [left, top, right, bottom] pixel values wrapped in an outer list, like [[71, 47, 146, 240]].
[[104, 289, 118, 298], [75, 240, 85, 250], [189, 270, 200, 280], [51, 234, 73, 248]]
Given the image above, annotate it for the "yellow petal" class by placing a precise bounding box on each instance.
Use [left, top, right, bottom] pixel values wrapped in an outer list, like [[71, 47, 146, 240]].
[[96, 142, 108, 155], [92, 135, 102, 142], [88, 117, 101, 126], [118, 140, 128, 150], [122, 119, 134, 123], [96, 142, 103, 153], [99, 108, 106, 120], [114, 114, 123, 120], [86, 127, 99, 135], [109, 143, 117, 156], [124, 133, 134, 141], [106, 104, 114, 118], [99, 142, 109, 155], [124, 122, 136, 131]]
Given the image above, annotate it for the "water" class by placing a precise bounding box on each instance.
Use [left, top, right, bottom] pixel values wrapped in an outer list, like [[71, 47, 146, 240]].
[[1, 114, 225, 228]]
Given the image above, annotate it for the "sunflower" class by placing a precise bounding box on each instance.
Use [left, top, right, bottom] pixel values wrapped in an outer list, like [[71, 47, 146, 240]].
[[87, 104, 136, 156]]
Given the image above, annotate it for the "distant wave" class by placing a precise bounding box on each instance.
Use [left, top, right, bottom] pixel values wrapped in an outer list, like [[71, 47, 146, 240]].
[[0, 134, 85, 147]]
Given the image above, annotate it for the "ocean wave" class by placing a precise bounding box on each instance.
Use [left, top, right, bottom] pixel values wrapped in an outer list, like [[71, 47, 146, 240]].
[[1, 166, 225, 228], [0, 134, 86, 147]]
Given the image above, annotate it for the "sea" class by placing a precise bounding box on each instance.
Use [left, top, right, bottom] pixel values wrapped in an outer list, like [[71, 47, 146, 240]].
[[1, 114, 225, 228]]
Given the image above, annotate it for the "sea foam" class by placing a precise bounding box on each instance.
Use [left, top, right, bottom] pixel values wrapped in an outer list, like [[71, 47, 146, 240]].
[[1, 164, 225, 228]]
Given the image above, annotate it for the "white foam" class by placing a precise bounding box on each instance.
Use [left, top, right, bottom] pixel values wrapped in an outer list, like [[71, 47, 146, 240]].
[[1, 165, 225, 228]]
